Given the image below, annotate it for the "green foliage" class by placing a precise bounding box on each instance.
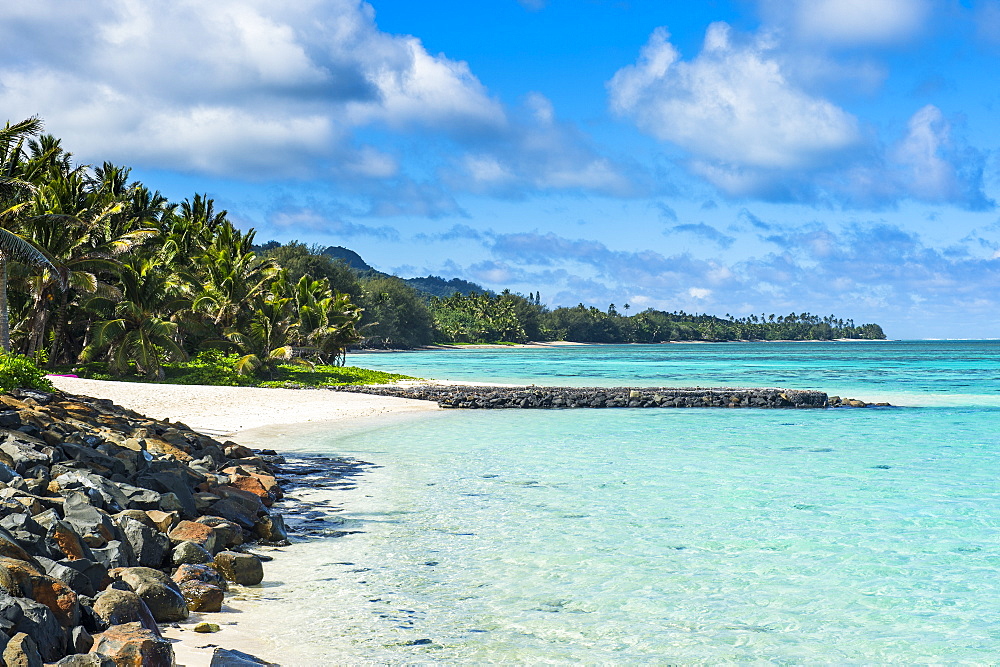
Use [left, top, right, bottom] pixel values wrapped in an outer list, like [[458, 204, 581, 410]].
[[359, 276, 434, 348], [163, 350, 252, 386], [0, 351, 54, 392], [162, 350, 412, 387], [430, 290, 534, 343]]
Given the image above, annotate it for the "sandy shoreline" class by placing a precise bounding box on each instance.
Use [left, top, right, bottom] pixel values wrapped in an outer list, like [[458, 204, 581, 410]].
[[47, 376, 443, 666]]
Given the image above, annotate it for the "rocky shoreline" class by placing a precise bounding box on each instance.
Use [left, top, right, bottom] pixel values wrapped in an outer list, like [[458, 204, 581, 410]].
[[0, 387, 292, 666], [332, 386, 887, 409]]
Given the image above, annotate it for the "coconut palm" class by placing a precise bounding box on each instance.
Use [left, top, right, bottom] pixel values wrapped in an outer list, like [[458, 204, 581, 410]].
[[80, 256, 189, 380], [0, 118, 60, 352]]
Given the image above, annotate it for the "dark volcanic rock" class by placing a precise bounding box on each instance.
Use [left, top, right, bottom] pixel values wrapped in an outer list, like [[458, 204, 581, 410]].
[[330, 385, 844, 410]]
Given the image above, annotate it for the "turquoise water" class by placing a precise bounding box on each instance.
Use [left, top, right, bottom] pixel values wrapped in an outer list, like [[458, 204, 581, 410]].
[[349, 340, 1000, 407], [243, 342, 999, 663]]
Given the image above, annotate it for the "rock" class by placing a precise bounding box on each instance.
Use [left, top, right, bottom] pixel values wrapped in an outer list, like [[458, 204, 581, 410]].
[[0, 436, 50, 475], [210, 647, 275, 666], [90, 622, 174, 667], [172, 563, 227, 591], [207, 498, 257, 530], [61, 493, 122, 551], [116, 517, 169, 568], [53, 654, 115, 666], [193, 621, 221, 633], [172, 540, 214, 565], [213, 551, 264, 586], [252, 513, 288, 545], [167, 521, 217, 554], [223, 468, 281, 506], [144, 510, 178, 534], [0, 556, 80, 627], [0, 526, 38, 563], [195, 517, 243, 550], [89, 541, 133, 570], [8, 595, 65, 662], [58, 559, 110, 597], [91, 589, 160, 634], [45, 519, 94, 561], [72, 624, 95, 653], [112, 567, 188, 623], [2, 631, 43, 667], [179, 581, 225, 612]]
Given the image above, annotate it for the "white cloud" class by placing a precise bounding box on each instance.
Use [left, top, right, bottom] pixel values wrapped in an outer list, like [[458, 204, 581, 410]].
[[891, 105, 963, 203], [608, 23, 860, 183], [0, 0, 503, 177], [761, 0, 931, 46]]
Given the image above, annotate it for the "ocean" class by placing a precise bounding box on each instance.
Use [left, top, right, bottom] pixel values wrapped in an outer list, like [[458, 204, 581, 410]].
[[236, 341, 999, 663]]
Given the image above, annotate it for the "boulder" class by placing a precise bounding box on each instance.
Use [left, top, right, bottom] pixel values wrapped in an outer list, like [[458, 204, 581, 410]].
[[89, 541, 133, 570], [112, 567, 188, 623], [144, 510, 178, 534], [61, 493, 122, 550], [171, 540, 213, 566], [210, 647, 275, 666], [90, 622, 174, 667], [8, 596, 65, 662], [0, 556, 80, 627], [36, 557, 98, 597], [0, 436, 50, 474], [2, 631, 43, 667], [116, 517, 169, 568], [167, 521, 217, 554], [196, 517, 243, 550], [53, 654, 115, 666], [179, 580, 225, 612], [252, 513, 288, 545], [172, 563, 227, 591], [206, 499, 257, 530], [71, 624, 95, 654], [91, 589, 160, 635], [0, 526, 38, 563], [213, 551, 263, 586]]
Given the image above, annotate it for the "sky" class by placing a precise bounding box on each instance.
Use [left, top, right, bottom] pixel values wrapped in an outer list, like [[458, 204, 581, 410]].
[[2, 0, 999, 338]]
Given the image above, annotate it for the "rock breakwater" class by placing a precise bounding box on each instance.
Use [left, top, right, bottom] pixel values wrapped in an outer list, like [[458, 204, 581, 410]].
[[0, 387, 286, 666], [334, 386, 848, 409]]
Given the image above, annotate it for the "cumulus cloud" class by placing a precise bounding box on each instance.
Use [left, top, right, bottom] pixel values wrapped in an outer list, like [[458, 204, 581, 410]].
[[609, 24, 860, 175], [0, 1, 638, 207], [760, 0, 932, 47], [609, 23, 991, 209], [0, 0, 503, 177]]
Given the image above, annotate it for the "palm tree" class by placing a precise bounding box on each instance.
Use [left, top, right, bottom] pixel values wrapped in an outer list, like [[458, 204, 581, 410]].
[[0, 118, 59, 352], [80, 256, 189, 380], [0, 228, 57, 352]]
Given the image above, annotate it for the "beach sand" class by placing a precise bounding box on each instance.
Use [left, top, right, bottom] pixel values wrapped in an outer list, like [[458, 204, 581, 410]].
[[47, 376, 442, 666]]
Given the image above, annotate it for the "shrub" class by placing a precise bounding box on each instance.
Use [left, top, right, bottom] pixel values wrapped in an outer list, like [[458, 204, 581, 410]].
[[0, 352, 55, 393]]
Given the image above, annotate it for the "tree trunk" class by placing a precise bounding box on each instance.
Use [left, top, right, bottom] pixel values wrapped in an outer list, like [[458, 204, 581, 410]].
[[0, 257, 10, 352]]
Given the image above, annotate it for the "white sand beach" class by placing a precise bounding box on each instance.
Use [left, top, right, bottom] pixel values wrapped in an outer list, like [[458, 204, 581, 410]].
[[47, 377, 440, 437], [47, 376, 442, 666]]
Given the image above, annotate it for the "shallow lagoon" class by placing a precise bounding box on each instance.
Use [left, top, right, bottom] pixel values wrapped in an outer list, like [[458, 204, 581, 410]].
[[239, 341, 1000, 663]]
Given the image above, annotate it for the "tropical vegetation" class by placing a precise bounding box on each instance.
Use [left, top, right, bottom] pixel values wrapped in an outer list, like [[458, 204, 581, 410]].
[[0, 116, 885, 386]]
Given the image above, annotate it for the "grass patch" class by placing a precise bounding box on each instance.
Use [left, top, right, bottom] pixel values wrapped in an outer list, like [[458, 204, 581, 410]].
[[59, 351, 417, 387]]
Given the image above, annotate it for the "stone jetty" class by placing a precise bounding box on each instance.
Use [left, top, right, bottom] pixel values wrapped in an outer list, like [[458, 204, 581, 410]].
[[332, 385, 877, 409], [0, 387, 284, 666]]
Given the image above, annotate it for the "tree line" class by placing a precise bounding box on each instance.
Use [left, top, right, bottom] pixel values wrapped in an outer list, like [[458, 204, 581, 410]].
[[1, 117, 885, 381], [0, 118, 363, 379]]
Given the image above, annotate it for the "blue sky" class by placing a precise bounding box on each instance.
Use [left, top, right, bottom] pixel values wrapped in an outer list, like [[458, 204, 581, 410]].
[[3, 0, 999, 338]]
